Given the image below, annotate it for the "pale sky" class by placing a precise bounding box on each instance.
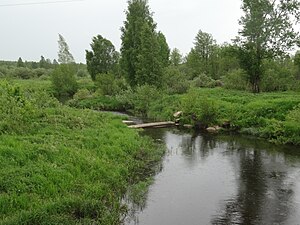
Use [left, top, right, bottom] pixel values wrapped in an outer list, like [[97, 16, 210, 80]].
[[0, 0, 242, 63]]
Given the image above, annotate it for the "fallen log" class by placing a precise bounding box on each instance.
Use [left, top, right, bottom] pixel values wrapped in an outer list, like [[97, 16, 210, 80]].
[[128, 121, 175, 129]]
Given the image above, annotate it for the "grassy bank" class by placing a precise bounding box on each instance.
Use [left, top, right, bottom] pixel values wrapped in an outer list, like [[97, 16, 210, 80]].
[[72, 85, 300, 145], [148, 88, 300, 145], [0, 80, 164, 224]]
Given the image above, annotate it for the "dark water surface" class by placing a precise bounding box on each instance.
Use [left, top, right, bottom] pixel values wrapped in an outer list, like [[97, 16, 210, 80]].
[[126, 128, 300, 225]]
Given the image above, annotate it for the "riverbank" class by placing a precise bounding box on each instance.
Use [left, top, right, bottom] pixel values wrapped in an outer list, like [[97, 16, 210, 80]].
[[72, 86, 300, 145], [0, 80, 164, 224]]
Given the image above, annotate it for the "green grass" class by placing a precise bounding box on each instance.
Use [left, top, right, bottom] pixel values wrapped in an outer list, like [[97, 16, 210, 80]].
[[0, 80, 164, 224], [69, 95, 126, 111], [11, 79, 51, 92], [68, 84, 300, 145], [146, 88, 300, 145]]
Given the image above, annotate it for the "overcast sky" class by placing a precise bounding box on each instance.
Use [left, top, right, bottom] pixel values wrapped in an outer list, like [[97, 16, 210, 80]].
[[0, 0, 242, 63]]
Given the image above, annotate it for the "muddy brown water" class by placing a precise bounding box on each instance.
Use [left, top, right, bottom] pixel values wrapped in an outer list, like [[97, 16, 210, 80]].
[[125, 127, 300, 225]]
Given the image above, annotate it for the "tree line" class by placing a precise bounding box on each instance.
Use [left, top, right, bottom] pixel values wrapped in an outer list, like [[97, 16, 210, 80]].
[[1, 0, 300, 97], [84, 0, 300, 94]]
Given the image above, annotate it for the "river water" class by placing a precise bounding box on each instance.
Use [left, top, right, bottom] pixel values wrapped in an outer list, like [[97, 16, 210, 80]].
[[126, 127, 300, 225]]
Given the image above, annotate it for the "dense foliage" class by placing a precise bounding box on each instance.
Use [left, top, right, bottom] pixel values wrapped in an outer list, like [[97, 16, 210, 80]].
[[120, 0, 169, 87], [237, 0, 300, 92], [86, 35, 118, 81], [51, 64, 78, 100]]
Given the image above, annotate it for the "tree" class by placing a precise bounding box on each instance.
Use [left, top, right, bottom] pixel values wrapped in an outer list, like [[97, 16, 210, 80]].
[[186, 30, 218, 78], [17, 57, 24, 67], [120, 0, 165, 87], [194, 30, 216, 70], [237, 0, 300, 93], [52, 59, 58, 66], [85, 35, 118, 81], [39, 56, 47, 68], [58, 34, 75, 64], [157, 31, 170, 67], [134, 23, 163, 86], [170, 48, 182, 66], [31, 61, 38, 69], [217, 44, 240, 78]]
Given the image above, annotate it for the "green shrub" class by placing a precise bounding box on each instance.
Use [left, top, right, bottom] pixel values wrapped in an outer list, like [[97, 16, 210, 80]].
[[69, 95, 125, 111], [181, 89, 219, 126], [223, 69, 249, 90], [76, 68, 89, 77], [261, 68, 294, 92], [73, 88, 91, 101], [115, 88, 135, 110], [34, 68, 49, 78], [148, 94, 182, 120], [51, 64, 78, 101], [95, 73, 126, 96], [259, 119, 286, 143], [162, 66, 189, 94], [132, 85, 162, 116], [0, 66, 9, 77], [12, 67, 36, 79], [191, 73, 218, 88]]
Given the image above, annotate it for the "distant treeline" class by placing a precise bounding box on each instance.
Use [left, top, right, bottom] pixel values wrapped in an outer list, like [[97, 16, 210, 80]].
[[0, 57, 88, 80]]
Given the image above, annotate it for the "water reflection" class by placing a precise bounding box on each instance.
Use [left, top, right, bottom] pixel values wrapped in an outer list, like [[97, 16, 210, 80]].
[[212, 138, 297, 225], [126, 129, 300, 225]]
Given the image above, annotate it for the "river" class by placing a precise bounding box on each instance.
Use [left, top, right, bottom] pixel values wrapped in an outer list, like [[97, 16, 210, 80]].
[[125, 127, 300, 225]]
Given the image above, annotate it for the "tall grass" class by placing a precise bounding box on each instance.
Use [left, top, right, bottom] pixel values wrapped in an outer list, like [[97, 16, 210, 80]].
[[0, 80, 164, 224]]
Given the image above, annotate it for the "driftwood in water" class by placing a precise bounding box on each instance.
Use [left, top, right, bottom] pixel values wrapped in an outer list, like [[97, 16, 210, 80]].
[[128, 121, 175, 129]]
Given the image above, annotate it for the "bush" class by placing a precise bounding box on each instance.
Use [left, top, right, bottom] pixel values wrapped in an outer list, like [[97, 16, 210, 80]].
[[38, 74, 50, 80], [162, 66, 189, 94], [181, 89, 219, 127], [132, 85, 162, 116], [69, 95, 125, 111], [191, 73, 218, 88], [51, 64, 78, 101], [95, 73, 125, 96], [12, 67, 36, 79], [261, 68, 294, 92], [73, 88, 91, 101], [76, 68, 89, 77], [115, 88, 135, 110], [148, 94, 182, 121], [223, 69, 249, 90], [34, 68, 49, 78], [0, 66, 9, 77]]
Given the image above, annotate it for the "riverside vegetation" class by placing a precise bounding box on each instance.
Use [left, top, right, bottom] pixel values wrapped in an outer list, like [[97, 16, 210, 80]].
[[71, 84, 300, 146], [1, 0, 300, 224], [0, 80, 164, 224]]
